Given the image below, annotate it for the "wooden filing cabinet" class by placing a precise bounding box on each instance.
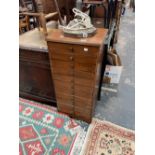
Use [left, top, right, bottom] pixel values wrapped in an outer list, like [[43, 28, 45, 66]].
[[46, 28, 108, 123]]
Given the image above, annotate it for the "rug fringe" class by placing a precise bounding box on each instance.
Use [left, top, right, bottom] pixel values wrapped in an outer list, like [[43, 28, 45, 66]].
[[70, 126, 88, 155], [79, 123, 94, 155]]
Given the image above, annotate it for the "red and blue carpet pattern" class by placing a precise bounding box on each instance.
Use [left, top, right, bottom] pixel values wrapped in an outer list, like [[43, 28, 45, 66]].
[[19, 98, 87, 155]]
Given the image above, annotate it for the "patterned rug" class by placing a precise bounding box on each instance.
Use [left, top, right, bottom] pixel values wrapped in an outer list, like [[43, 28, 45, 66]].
[[19, 98, 87, 155], [81, 118, 135, 155]]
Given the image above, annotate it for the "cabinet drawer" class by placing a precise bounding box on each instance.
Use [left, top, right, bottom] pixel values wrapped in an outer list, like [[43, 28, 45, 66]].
[[48, 42, 74, 55], [52, 68, 95, 78], [75, 106, 92, 115], [57, 103, 74, 115], [74, 96, 92, 108], [51, 60, 74, 69], [50, 60, 73, 75], [53, 74, 74, 83], [74, 110, 92, 123], [74, 55, 97, 65], [50, 53, 97, 65], [74, 77, 94, 87], [73, 45, 98, 57], [50, 53, 74, 62], [75, 62, 96, 73], [52, 62, 74, 77], [51, 60, 96, 74], [74, 71, 95, 80], [49, 43, 98, 58], [53, 80, 74, 95], [56, 93, 74, 105], [52, 67, 74, 76], [74, 84, 94, 98]]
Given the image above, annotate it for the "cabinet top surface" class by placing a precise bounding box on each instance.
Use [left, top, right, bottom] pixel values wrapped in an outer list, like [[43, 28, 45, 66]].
[[46, 28, 108, 47]]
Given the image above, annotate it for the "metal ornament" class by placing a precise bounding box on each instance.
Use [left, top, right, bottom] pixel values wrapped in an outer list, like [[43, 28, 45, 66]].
[[62, 8, 96, 38]]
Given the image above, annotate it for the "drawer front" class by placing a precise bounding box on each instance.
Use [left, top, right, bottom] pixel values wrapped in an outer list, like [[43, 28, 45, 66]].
[[74, 110, 92, 123], [50, 52, 97, 65], [75, 62, 96, 73], [57, 103, 74, 115], [56, 93, 74, 105], [51, 61, 74, 75], [52, 65, 96, 78], [74, 76, 94, 87], [74, 84, 94, 99], [54, 80, 74, 95], [51, 60, 73, 69], [56, 91, 93, 115], [74, 55, 97, 65], [74, 71, 95, 80], [50, 60, 73, 75], [54, 81, 94, 98], [75, 106, 92, 115], [52, 68, 73, 75], [48, 43, 98, 57], [51, 60, 96, 74], [50, 53, 74, 62], [53, 74, 74, 83], [48, 42, 74, 55], [74, 96, 93, 108], [56, 93, 74, 115], [73, 45, 98, 57]]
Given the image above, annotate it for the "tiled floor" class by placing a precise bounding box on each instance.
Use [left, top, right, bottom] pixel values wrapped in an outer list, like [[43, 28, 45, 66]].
[[95, 8, 135, 130]]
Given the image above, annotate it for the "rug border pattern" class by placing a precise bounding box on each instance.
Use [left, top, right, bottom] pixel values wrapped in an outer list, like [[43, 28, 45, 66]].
[[80, 118, 135, 155]]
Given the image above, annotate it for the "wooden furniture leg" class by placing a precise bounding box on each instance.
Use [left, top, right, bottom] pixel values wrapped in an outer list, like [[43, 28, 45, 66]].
[[53, 0, 64, 25], [40, 13, 47, 35]]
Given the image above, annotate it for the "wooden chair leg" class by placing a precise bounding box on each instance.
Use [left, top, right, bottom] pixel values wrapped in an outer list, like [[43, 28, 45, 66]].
[[40, 13, 47, 36]]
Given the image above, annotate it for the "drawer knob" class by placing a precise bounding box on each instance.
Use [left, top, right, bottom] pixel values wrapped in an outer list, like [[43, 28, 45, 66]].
[[70, 56, 73, 60], [69, 47, 73, 51], [84, 48, 88, 52]]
